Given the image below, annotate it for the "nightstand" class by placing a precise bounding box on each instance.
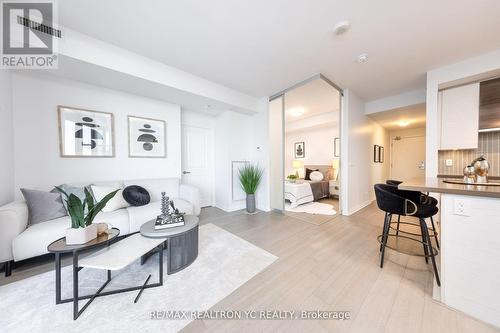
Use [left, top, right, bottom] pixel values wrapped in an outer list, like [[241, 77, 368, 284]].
[[329, 179, 340, 198]]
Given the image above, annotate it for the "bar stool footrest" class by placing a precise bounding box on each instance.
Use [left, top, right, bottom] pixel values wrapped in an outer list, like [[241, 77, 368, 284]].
[[377, 234, 438, 257]]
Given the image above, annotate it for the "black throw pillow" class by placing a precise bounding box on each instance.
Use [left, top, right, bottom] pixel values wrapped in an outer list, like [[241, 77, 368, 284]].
[[122, 185, 150, 206], [305, 168, 319, 181]]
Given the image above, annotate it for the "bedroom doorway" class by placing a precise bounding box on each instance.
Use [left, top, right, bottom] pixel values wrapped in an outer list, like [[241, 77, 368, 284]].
[[269, 75, 343, 221]]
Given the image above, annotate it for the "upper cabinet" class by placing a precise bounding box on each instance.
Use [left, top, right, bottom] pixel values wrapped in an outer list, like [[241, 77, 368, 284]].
[[479, 78, 500, 132], [439, 83, 479, 150]]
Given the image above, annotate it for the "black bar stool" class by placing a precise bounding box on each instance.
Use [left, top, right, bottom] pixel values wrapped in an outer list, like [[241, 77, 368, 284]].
[[386, 180, 440, 249], [374, 184, 440, 286]]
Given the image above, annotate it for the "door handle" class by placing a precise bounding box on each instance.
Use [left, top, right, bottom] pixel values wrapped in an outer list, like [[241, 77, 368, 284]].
[[183, 171, 191, 174]]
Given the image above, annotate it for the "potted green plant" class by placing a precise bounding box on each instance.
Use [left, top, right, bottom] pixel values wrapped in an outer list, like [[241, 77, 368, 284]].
[[238, 163, 264, 214], [287, 174, 298, 183], [56, 187, 118, 245]]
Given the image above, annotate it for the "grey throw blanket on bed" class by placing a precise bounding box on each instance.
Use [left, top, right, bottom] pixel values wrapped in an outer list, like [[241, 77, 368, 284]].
[[309, 181, 329, 201]]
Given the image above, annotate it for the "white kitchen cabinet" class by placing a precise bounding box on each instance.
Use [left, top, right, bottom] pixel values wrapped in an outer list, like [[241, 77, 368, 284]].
[[439, 83, 479, 150]]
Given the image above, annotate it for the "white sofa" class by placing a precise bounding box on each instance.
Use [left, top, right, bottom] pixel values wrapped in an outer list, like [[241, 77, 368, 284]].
[[0, 178, 200, 275]]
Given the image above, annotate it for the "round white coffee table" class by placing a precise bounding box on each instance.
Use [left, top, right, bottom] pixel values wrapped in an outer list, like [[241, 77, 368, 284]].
[[140, 215, 199, 274]]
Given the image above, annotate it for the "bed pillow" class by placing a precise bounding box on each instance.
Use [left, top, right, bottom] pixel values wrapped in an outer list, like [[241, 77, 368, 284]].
[[91, 185, 129, 212], [309, 171, 324, 181], [20, 189, 67, 225], [305, 168, 319, 180]]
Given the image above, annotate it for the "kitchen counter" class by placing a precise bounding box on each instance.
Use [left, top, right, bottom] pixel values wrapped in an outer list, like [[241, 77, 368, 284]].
[[399, 177, 500, 198], [399, 177, 500, 328]]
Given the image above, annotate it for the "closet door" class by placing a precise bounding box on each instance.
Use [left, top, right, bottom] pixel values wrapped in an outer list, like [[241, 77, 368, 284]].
[[269, 96, 284, 211]]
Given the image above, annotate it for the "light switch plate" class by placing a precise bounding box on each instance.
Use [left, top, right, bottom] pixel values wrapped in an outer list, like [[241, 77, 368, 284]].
[[453, 198, 471, 216], [445, 159, 453, 167]]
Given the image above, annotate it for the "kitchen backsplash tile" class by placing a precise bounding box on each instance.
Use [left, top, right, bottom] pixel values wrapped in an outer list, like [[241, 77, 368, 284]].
[[438, 131, 500, 176]]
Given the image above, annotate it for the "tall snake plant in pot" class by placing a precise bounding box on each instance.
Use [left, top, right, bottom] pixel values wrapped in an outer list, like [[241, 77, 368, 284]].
[[56, 187, 118, 244], [238, 163, 264, 214]]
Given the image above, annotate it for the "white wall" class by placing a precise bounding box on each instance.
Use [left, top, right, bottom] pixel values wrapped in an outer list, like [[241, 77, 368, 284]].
[[12, 73, 181, 198], [181, 107, 270, 212], [251, 98, 270, 212], [426, 48, 500, 177], [0, 71, 14, 205], [214, 111, 254, 211], [285, 125, 339, 177], [341, 89, 390, 215], [365, 88, 426, 114]]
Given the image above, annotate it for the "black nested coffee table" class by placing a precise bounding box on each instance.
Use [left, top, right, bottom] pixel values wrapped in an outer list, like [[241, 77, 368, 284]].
[[47, 228, 120, 305], [140, 215, 199, 274]]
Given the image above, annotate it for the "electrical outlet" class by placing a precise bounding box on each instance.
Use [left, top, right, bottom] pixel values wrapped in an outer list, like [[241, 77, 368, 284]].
[[453, 198, 471, 216], [445, 159, 453, 167]]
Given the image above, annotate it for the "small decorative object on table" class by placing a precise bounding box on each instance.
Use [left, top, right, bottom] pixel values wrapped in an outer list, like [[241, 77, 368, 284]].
[[154, 192, 185, 230], [472, 155, 490, 184], [287, 174, 298, 183], [463, 165, 476, 184]]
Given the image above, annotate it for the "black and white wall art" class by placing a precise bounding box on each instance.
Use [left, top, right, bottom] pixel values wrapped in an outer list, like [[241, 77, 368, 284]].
[[128, 116, 166, 158], [58, 106, 114, 157], [373, 145, 380, 163], [294, 142, 305, 159]]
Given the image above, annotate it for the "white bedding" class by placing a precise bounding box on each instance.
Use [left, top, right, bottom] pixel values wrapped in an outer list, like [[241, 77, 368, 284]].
[[284, 182, 313, 208]]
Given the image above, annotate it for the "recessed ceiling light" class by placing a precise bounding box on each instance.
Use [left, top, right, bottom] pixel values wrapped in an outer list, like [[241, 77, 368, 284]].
[[288, 107, 306, 117], [357, 53, 369, 63], [333, 21, 350, 36], [398, 120, 410, 127]]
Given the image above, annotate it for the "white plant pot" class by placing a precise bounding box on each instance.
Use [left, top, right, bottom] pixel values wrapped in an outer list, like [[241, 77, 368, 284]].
[[65, 224, 98, 245]]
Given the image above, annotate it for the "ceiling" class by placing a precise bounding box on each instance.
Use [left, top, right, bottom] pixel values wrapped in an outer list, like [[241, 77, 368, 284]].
[[284, 78, 340, 123], [367, 103, 426, 130], [59, 0, 500, 101]]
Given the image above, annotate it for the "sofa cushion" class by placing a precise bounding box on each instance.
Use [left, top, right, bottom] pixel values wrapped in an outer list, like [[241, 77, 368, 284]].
[[91, 185, 129, 212], [12, 209, 130, 261], [123, 185, 150, 206], [126, 199, 193, 233], [91, 209, 130, 235], [55, 184, 89, 213], [20, 189, 67, 225], [123, 178, 179, 202]]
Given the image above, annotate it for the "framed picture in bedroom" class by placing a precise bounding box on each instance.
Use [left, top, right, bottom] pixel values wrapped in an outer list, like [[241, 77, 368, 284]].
[[294, 142, 305, 158], [379, 146, 384, 163], [58, 106, 115, 157], [128, 116, 166, 158], [373, 145, 380, 163], [334, 137, 340, 157]]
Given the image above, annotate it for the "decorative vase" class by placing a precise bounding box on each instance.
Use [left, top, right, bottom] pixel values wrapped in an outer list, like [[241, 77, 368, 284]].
[[65, 224, 98, 245], [246, 194, 256, 214]]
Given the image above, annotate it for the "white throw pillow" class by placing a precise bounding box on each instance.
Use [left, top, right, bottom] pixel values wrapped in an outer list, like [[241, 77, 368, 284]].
[[309, 171, 324, 181], [91, 185, 129, 212]]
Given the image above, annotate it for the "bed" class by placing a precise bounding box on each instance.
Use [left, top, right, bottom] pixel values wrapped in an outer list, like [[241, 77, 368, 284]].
[[284, 165, 334, 208]]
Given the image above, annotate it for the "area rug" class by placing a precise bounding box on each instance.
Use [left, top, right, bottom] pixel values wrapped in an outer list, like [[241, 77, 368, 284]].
[[0, 224, 277, 333], [285, 202, 337, 216]]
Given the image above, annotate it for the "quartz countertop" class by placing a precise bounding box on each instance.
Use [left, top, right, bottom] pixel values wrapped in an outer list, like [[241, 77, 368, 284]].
[[399, 177, 500, 198]]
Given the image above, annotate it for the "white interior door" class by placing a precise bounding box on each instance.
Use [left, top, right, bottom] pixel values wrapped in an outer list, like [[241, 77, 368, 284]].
[[391, 135, 426, 181], [182, 125, 213, 207]]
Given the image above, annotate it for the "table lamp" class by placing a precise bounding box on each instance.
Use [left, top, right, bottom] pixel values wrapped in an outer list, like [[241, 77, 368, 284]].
[[292, 160, 303, 177], [331, 158, 340, 180]]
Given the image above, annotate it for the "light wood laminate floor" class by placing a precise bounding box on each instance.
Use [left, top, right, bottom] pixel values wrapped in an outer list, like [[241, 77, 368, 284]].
[[1, 203, 498, 333]]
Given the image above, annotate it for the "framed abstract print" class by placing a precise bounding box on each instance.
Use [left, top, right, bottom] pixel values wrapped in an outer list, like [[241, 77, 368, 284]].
[[58, 106, 114, 157], [128, 116, 166, 158]]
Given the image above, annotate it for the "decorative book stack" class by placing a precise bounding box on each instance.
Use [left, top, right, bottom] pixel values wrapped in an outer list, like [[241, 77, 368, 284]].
[[154, 192, 186, 230]]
